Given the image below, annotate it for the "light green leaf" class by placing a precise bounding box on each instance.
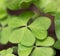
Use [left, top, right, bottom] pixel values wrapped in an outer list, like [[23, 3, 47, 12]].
[[20, 28, 35, 46], [18, 44, 33, 56], [55, 13, 60, 40], [9, 28, 35, 46], [7, 11, 34, 28], [0, 0, 7, 19], [0, 27, 11, 44], [0, 48, 14, 56], [31, 47, 55, 56], [9, 28, 23, 43], [36, 36, 55, 46], [29, 17, 51, 31], [29, 17, 51, 40], [54, 40, 60, 49]]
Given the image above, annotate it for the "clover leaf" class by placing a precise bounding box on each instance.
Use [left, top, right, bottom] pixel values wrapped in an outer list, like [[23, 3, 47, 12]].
[[6, 11, 34, 29], [0, 48, 15, 56], [31, 47, 55, 56], [36, 36, 55, 46], [0, 0, 7, 19], [9, 28, 35, 46], [29, 17, 51, 40], [18, 44, 33, 56]]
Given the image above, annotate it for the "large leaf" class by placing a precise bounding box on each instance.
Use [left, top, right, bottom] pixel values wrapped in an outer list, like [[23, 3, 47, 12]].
[[54, 40, 60, 49], [9, 28, 35, 46], [0, 0, 7, 19], [36, 36, 55, 46], [7, 11, 34, 28], [31, 47, 55, 56], [55, 13, 60, 40], [29, 17, 51, 40], [18, 44, 33, 56], [0, 27, 11, 44]]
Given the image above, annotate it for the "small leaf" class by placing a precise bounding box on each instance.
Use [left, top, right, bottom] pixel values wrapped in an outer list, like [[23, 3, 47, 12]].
[[0, 27, 11, 44], [36, 36, 55, 46], [54, 40, 60, 49], [18, 44, 33, 56], [31, 47, 55, 56]]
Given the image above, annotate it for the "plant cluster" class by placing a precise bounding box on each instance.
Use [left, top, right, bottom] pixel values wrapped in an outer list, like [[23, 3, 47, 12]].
[[0, 0, 60, 56]]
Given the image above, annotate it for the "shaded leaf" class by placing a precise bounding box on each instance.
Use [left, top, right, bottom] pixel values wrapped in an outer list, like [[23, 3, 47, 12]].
[[36, 36, 55, 46], [55, 13, 60, 40], [18, 44, 33, 56], [54, 40, 60, 49]]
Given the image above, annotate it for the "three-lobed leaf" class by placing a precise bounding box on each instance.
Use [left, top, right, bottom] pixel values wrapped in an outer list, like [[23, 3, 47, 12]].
[[29, 17, 51, 40]]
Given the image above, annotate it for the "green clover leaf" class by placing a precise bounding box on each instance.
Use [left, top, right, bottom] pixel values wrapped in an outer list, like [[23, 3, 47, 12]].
[[18, 44, 33, 56], [29, 17, 51, 40], [6, 11, 34, 29], [36, 36, 55, 46], [9, 28, 35, 46], [31, 47, 55, 56], [0, 48, 15, 56]]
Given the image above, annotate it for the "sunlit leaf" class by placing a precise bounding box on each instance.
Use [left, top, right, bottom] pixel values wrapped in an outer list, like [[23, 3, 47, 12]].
[[18, 44, 33, 56], [36, 36, 55, 46], [31, 47, 55, 56]]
